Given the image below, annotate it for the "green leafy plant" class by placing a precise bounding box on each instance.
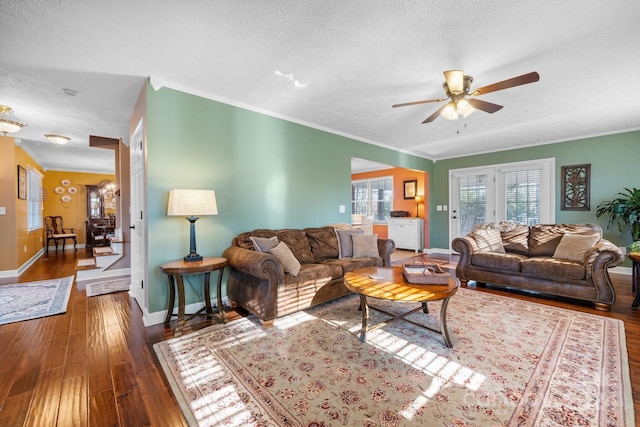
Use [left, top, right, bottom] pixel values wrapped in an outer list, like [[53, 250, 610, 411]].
[[596, 187, 640, 241]]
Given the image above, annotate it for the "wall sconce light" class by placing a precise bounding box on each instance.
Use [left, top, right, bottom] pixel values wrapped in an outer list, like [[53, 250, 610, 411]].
[[167, 189, 218, 262]]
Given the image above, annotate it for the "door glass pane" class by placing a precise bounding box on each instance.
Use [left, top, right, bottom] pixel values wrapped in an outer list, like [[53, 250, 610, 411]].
[[504, 169, 541, 225], [458, 175, 486, 236]]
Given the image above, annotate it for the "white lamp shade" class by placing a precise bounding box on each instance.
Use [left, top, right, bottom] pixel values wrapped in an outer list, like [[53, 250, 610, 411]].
[[0, 119, 23, 134], [45, 134, 71, 145], [167, 189, 218, 216]]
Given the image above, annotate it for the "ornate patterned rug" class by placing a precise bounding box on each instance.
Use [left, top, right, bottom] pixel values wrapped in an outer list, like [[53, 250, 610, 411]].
[[154, 288, 634, 426], [0, 276, 74, 325], [85, 277, 130, 297]]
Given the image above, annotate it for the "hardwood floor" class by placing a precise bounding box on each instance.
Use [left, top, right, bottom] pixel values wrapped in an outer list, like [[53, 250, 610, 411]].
[[0, 249, 638, 425]]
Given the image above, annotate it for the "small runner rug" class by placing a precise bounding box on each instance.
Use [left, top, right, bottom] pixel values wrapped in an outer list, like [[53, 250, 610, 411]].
[[155, 288, 634, 427], [0, 276, 74, 325], [85, 278, 130, 297]]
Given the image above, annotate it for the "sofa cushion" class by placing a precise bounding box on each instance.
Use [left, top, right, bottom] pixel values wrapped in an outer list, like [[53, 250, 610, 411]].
[[520, 257, 585, 280], [282, 263, 344, 287], [335, 228, 364, 258], [304, 227, 340, 260], [471, 252, 526, 272], [249, 236, 279, 253], [270, 241, 301, 276], [529, 224, 600, 257], [552, 233, 600, 262], [323, 256, 383, 273], [471, 226, 506, 253], [352, 233, 379, 258], [498, 222, 530, 255]]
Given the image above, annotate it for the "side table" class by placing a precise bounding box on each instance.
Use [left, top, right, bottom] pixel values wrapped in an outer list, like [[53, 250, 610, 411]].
[[160, 257, 228, 337], [629, 252, 640, 308]]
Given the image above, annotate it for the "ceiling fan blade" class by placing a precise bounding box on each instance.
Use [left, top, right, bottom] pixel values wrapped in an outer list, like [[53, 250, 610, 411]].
[[392, 97, 446, 108], [422, 105, 446, 123], [470, 71, 540, 96], [468, 98, 503, 114]]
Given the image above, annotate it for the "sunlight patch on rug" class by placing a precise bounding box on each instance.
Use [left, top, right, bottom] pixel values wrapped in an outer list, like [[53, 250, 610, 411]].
[[155, 288, 634, 427], [0, 276, 74, 325]]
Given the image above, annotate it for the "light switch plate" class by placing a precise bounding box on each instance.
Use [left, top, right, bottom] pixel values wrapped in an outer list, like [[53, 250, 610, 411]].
[[0, 207, 5, 215], [339, 205, 346, 213]]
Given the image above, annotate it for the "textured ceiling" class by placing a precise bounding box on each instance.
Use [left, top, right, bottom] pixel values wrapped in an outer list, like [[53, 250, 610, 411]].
[[2, 0, 639, 174]]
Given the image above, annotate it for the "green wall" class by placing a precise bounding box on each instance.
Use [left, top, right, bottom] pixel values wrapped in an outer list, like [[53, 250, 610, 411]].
[[430, 131, 639, 251], [145, 85, 432, 313]]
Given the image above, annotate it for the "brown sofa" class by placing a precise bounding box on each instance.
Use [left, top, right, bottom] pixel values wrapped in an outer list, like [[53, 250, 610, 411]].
[[223, 226, 396, 326], [452, 223, 624, 311]]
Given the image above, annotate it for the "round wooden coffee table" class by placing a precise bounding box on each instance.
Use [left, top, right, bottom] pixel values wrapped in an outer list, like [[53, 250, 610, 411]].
[[344, 266, 458, 347]]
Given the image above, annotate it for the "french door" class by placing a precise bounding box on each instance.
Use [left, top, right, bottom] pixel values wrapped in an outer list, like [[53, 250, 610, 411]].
[[450, 168, 495, 239], [449, 159, 555, 243]]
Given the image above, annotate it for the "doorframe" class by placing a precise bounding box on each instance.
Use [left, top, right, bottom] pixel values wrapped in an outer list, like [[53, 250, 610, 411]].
[[130, 118, 149, 322]]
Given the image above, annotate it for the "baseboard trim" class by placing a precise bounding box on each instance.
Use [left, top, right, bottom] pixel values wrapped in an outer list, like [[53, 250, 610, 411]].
[[144, 297, 232, 327]]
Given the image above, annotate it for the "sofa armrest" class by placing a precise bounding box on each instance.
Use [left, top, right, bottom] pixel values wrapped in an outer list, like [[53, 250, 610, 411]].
[[452, 236, 477, 279], [584, 239, 625, 274], [377, 238, 396, 266], [223, 246, 285, 280]]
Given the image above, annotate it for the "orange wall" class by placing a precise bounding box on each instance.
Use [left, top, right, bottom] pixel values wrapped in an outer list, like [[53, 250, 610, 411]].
[[14, 146, 45, 267], [43, 171, 115, 245], [352, 167, 429, 246]]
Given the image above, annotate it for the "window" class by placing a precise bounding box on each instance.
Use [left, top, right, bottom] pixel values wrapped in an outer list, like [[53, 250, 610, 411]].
[[27, 168, 43, 231], [352, 176, 393, 222]]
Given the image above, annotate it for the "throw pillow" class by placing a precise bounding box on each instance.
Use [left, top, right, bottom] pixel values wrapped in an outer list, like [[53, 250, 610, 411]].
[[249, 236, 279, 253], [471, 228, 506, 253], [553, 233, 600, 262], [270, 241, 301, 276], [335, 228, 364, 258], [351, 233, 379, 258]]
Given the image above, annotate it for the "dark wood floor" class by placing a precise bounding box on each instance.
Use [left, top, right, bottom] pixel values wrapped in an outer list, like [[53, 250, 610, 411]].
[[0, 248, 638, 425]]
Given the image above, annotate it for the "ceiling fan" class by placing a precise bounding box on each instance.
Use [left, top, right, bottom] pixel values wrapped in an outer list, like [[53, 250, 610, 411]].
[[392, 70, 540, 123]]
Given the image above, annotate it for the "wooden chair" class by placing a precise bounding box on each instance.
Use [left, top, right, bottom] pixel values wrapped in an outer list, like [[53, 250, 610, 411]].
[[88, 221, 109, 247], [44, 216, 77, 255], [361, 215, 374, 234]]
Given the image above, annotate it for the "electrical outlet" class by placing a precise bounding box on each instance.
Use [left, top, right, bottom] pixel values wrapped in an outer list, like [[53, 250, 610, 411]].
[[339, 205, 346, 213]]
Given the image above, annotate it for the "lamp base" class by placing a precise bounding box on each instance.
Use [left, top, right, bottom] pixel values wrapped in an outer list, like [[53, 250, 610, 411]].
[[184, 253, 203, 263]]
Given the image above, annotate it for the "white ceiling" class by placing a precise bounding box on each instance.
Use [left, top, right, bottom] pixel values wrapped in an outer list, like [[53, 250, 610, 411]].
[[2, 0, 639, 174]]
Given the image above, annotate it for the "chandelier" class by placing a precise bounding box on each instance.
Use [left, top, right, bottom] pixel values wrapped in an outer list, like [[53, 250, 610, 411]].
[[0, 105, 27, 135]]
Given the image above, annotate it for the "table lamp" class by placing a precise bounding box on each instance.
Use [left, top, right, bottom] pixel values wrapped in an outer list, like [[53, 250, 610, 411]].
[[167, 189, 218, 262], [414, 195, 423, 217]]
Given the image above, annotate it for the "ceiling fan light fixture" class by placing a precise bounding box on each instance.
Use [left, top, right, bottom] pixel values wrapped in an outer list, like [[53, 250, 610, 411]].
[[441, 101, 458, 120], [456, 98, 475, 118], [0, 105, 27, 135], [443, 70, 464, 94], [45, 134, 71, 145]]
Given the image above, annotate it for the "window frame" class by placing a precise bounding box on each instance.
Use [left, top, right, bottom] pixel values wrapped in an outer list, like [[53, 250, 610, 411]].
[[351, 176, 394, 223], [27, 167, 43, 232]]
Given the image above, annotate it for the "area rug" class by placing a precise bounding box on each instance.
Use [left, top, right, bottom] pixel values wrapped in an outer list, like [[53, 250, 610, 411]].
[[85, 278, 130, 297], [154, 288, 634, 427], [0, 276, 74, 325]]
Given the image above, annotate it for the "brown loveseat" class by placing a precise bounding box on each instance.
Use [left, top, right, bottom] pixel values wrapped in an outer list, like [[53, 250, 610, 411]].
[[223, 226, 396, 326], [452, 223, 624, 311]]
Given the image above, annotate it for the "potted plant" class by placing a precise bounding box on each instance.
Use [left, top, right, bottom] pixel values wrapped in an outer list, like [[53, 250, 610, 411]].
[[595, 187, 640, 242]]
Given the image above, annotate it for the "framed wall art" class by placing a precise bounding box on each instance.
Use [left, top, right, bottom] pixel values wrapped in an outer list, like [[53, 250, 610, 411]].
[[17, 165, 26, 200], [561, 164, 590, 210], [403, 179, 417, 200]]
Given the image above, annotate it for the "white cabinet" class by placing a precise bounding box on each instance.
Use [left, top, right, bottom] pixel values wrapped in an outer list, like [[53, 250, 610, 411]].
[[388, 218, 424, 252]]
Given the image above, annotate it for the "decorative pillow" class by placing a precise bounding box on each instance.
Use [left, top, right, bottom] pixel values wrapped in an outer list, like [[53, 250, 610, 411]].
[[335, 229, 364, 259], [553, 233, 600, 262], [471, 228, 506, 253], [351, 233, 379, 258], [249, 236, 279, 253], [269, 241, 301, 276]]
